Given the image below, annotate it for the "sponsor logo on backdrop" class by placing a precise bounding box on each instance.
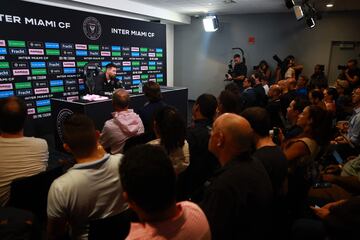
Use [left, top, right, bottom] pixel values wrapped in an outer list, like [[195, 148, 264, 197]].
[[83, 17, 102, 40]]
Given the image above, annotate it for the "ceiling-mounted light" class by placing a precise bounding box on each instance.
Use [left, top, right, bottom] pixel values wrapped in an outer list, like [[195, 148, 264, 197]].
[[285, 0, 295, 9], [326, 3, 334, 8], [306, 17, 315, 28], [203, 15, 219, 32]]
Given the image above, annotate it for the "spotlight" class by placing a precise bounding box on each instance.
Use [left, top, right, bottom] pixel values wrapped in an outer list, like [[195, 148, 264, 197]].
[[326, 3, 334, 8], [203, 15, 219, 32], [285, 0, 295, 9], [293, 5, 304, 20], [306, 17, 315, 28]]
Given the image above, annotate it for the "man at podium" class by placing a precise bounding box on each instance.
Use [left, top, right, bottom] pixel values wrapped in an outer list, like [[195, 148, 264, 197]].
[[94, 63, 123, 95]]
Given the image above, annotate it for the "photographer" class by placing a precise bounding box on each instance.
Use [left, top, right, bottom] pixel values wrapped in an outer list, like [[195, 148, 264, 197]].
[[309, 64, 328, 90], [226, 54, 247, 90], [338, 59, 360, 90]]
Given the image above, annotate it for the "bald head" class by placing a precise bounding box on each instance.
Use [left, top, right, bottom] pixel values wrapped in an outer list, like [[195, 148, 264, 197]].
[[209, 113, 253, 164], [277, 80, 288, 91], [112, 89, 130, 110], [287, 78, 297, 90]]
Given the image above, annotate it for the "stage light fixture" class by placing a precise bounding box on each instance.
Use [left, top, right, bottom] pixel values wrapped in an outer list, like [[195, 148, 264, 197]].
[[203, 15, 219, 32], [306, 17, 315, 28], [293, 5, 304, 20], [285, 0, 295, 9], [326, 3, 334, 8]]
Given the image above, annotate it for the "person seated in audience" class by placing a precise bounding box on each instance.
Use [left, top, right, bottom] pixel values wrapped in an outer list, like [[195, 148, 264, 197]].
[[251, 71, 268, 107], [240, 77, 257, 109], [120, 145, 211, 240], [47, 114, 127, 240], [293, 197, 360, 240], [216, 89, 240, 116], [309, 89, 327, 110], [266, 84, 285, 128], [280, 78, 297, 116], [284, 96, 310, 139], [100, 89, 144, 154], [282, 106, 332, 216], [338, 59, 360, 90], [139, 81, 166, 133], [333, 87, 360, 148], [309, 64, 328, 90], [296, 75, 309, 97], [335, 79, 353, 120], [178, 94, 219, 200], [148, 106, 189, 174], [200, 113, 273, 240], [323, 87, 338, 116], [241, 107, 288, 199], [0, 96, 48, 207], [309, 154, 360, 204]]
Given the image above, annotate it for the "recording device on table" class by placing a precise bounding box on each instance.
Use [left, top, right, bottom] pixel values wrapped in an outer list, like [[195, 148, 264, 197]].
[[225, 47, 246, 81]]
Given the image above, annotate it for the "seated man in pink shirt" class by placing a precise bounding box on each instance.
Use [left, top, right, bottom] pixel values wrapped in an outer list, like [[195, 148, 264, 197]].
[[120, 144, 211, 240], [100, 89, 144, 154]]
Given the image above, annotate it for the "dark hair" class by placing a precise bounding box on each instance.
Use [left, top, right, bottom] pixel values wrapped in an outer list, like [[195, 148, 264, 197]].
[[348, 59, 358, 65], [253, 71, 265, 81], [259, 60, 269, 69], [120, 144, 176, 214], [143, 81, 162, 102], [105, 63, 117, 69], [63, 114, 97, 158], [154, 106, 186, 153], [233, 54, 241, 58], [299, 75, 309, 84], [326, 87, 338, 101], [218, 90, 239, 114], [112, 89, 129, 109], [308, 105, 332, 145], [225, 83, 241, 95], [293, 96, 310, 112], [310, 89, 324, 101], [241, 107, 271, 137], [195, 94, 217, 120], [0, 96, 27, 133]]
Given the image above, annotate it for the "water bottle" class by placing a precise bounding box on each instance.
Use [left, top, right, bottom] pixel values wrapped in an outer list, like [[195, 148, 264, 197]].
[[138, 81, 143, 94]]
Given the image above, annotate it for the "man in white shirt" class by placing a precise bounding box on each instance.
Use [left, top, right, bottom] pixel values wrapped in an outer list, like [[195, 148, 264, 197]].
[[0, 96, 48, 207], [100, 89, 144, 154], [47, 114, 127, 240]]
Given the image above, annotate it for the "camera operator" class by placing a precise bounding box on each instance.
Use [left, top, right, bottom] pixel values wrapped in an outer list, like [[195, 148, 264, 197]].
[[338, 59, 360, 90], [284, 55, 303, 80], [226, 54, 247, 91], [309, 64, 328, 90]]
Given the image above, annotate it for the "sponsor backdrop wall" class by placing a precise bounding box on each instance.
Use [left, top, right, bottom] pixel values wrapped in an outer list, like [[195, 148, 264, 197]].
[[0, 0, 166, 126]]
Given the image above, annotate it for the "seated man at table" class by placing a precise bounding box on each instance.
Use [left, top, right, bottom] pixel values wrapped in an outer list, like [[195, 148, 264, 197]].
[[100, 89, 144, 154], [0, 96, 48, 207], [94, 63, 122, 95]]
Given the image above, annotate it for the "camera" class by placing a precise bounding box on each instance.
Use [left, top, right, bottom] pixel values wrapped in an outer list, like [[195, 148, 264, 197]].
[[338, 65, 347, 71], [273, 55, 283, 65]]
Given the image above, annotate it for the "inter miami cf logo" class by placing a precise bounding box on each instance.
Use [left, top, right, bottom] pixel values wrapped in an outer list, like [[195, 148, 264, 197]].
[[83, 17, 102, 40]]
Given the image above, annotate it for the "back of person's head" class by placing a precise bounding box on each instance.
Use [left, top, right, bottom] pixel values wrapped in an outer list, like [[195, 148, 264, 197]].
[[154, 106, 186, 153], [218, 90, 239, 114], [195, 93, 217, 120], [63, 114, 97, 158], [307, 105, 332, 145], [325, 87, 338, 101], [240, 107, 271, 137], [225, 83, 241, 96], [268, 84, 282, 98], [233, 54, 241, 59], [253, 71, 264, 81], [0, 96, 27, 134], [298, 75, 309, 86], [120, 144, 176, 215], [287, 78, 297, 90], [309, 89, 324, 103], [143, 81, 162, 102], [293, 96, 310, 112], [112, 89, 130, 109]]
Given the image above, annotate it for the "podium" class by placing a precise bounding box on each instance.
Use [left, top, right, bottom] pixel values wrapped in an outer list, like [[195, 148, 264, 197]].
[[51, 86, 188, 150]]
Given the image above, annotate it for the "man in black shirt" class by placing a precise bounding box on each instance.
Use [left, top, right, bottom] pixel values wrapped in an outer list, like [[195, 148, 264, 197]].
[[340, 59, 360, 90], [94, 63, 122, 95], [200, 113, 273, 240], [227, 54, 247, 91], [266, 84, 284, 128], [251, 71, 268, 107], [178, 94, 219, 201], [309, 64, 328, 90]]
